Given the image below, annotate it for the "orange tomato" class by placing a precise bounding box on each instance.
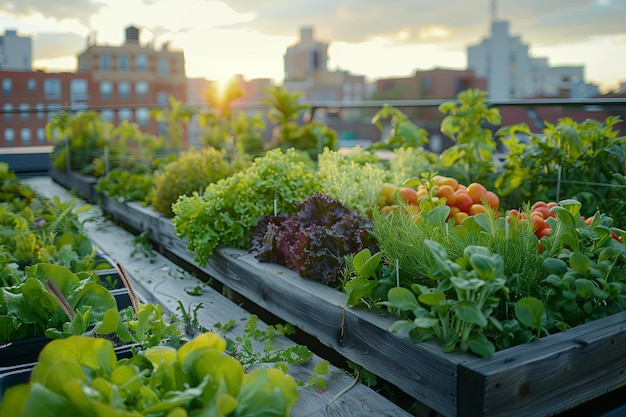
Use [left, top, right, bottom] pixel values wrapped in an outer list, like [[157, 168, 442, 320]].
[[533, 206, 554, 219], [469, 204, 488, 216], [432, 175, 459, 190], [437, 185, 457, 206], [399, 187, 418, 205], [453, 211, 469, 225], [467, 183, 488, 204], [531, 213, 547, 231], [455, 191, 473, 213], [485, 191, 499, 210]]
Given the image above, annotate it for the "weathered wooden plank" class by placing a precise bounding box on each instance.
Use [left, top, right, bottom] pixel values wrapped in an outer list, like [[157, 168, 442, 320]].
[[458, 310, 626, 416], [26, 176, 415, 417], [49, 167, 99, 203]]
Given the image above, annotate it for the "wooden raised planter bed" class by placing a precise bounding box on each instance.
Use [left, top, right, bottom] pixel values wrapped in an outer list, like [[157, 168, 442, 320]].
[[27, 175, 415, 417], [44, 170, 626, 417]]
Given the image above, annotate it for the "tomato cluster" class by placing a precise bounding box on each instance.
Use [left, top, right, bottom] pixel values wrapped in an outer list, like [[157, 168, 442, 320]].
[[377, 175, 500, 225], [508, 201, 556, 239]]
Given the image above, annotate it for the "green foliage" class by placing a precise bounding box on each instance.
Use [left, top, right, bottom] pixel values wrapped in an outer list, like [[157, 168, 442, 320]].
[[47, 110, 113, 175], [264, 86, 338, 157], [172, 148, 320, 266], [0, 332, 299, 417], [537, 199, 626, 330], [95, 167, 154, 204], [387, 146, 438, 185], [0, 195, 98, 271], [437, 88, 501, 185], [149, 95, 196, 150], [199, 77, 266, 154], [151, 147, 248, 218], [0, 263, 117, 343], [381, 241, 509, 358], [0, 162, 36, 203], [367, 104, 429, 150], [496, 116, 626, 227], [318, 148, 389, 216], [368, 202, 544, 298]]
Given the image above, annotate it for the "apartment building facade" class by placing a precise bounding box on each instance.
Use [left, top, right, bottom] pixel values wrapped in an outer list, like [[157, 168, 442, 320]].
[[1, 25, 187, 148]]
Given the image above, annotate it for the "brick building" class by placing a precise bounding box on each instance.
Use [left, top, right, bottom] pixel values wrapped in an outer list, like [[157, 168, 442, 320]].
[[1, 25, 187, 148]]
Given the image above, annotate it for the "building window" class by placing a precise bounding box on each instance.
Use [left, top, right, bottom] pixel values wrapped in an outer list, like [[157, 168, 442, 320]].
[[2, 78, 11, 95], [5, 128, 15, 145], [21, 128, 31, 145], [100, 53, 111, 71], [100, 81, 113, 100], [118, 108, 131, 122], [157, 92, 169, 106], [20, 103, 29, 122], [118, 81, 130, 100], [47, 104, 61, 121], [36, 103, 44, 121], [135, 81, 148, 99], [44, 79, 61, 100], [157, 58, 169, 76], [3, 104, 12, 122], [70, 79, 88, 98], [136, 107, 149, 126], [37, 127, 46, 143], [101, 109, 114, 122], [135, 54, 147, 72], [27, 78, 36, 92], [118, 54, 129, 71]]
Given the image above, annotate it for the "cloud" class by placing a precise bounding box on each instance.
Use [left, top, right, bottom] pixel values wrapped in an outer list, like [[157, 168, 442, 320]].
[[32, 32, 85, 60], [216, 0, 626, 48], [0, 0, 104, 22]]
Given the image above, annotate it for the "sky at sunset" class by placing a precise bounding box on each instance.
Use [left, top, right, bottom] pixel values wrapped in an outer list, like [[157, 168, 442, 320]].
[[1, 0, 625, 92]]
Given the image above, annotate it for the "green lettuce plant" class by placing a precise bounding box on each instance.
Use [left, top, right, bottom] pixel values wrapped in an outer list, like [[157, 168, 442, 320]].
[[0, 332, 299, 417]]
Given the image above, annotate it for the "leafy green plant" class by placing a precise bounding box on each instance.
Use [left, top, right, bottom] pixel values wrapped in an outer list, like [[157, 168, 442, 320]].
[[149, 95, 196, 150], [381, 240, 511, 358], [0, 263, 117, 343], [95, 167, 154, 204], [537, 199, 626, 331], [496, 116, 626, 227], [151, 147, 248, 218], [0, 332, 299, 417], [47, 110, 113, 174], [437, 88, 501, 186], [173, 148, 320, 266], [0, 195, 100, 272], [264, 86, 338, 157], [317, 148, 390, 217], [366, 104, 429, 151]]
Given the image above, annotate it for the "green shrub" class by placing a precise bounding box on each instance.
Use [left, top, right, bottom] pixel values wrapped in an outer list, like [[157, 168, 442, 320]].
[[151, 147, 248, 217]]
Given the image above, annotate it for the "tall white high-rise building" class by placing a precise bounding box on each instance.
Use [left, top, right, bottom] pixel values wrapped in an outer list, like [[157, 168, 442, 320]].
[[0, 30, 32, 71], [467, 19, 598, 99]]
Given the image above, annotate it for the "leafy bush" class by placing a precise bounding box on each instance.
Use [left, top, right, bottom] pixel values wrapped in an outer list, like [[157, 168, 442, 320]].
[[151, 147, 249, 218], [173, 148, 320, 266], [496, 116, 626, 227]]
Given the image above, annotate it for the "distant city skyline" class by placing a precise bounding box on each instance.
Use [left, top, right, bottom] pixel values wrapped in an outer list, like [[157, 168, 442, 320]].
[[1, 0, 625, 92]]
